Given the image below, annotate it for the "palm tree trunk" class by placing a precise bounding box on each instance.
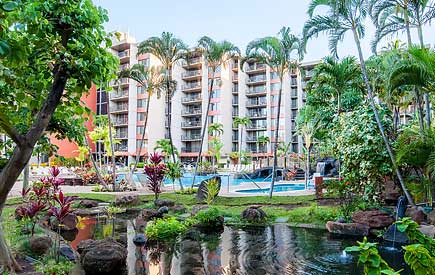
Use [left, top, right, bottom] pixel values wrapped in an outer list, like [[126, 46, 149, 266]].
[[84, 137, 108, 190], [269, 78, 283, 198], [239, 126, 243, 167], [165, 69, 183, 190], [107, 108, 116, 191], [305, 147, 311, 188], [415, 87, 425, 131], [416, 19, 431, 128], [132, 94, 151, 172], [191, 70, 215, 188], [352, 27, 415, 206]]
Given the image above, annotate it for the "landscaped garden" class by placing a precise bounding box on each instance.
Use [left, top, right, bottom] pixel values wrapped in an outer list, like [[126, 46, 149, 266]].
[[1, 0, 435, 274]]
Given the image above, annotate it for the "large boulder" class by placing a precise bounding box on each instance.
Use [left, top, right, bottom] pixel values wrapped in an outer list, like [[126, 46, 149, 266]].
[[241, 206, 267, 223], [191, 205, 209, 215], [77, 238, 127, 275], [196, 176, 221, 201], [115, 193, 139, 206], [79, 199, 99, 208], [171, 204, 187, 213], [427, 210, 435, 225], [154, 199, 175, 208], [52, 213, 78, 231], [29, 236, 52, 256], [141, 208, 161, 221], [351, 210, 394, 229], [405, 206, 426, 224], [419, 224, 435, 238], [59, 244, 76, 262], [326, 221, 370, 236], [383, 224, 409, 244]]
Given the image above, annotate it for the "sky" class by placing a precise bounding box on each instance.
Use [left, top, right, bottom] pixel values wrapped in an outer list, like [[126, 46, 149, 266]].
[[92, 0, 435, 62]]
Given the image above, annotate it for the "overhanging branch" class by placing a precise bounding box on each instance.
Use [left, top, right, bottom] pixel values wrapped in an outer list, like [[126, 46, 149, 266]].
[[0, 113, 24, 146]]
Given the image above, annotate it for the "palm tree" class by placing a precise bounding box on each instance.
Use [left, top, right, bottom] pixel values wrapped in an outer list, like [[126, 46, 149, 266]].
[[138, 32, 188, 189], [118, 64, 164, 172], [208, 137, 224, 172], [208, 122, 224, 137], [233, 116, 251, 166], [191, 36, 239, 187], [277, 142, 292, 168], [243, 27, 303, 198], [303, 0, 415, 206], [154, 138, 178, 160], [256, 135, 270, 154], [298, 121, 318, 189]]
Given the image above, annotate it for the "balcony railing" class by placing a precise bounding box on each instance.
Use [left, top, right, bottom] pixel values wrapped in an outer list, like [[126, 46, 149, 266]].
[[246, 99, 267, 107], [247, 111, 267, 118], [113, 118, 128, 125], [232, 87, 238, 93], [182, 96, 202, 103], [232, 110, 238, 117], [181, 121, 201, 128], [232, 99, 239, 105], [232, 135, 239, 141], [291, 102, 298, 109], [182, 70, 201, 78], [182, 109, 202, 115], [118, 50, 130, 58], [110, 90, 129, 99], [110, 105, 128, 112], [232, 75, 238, 81], [291, 79, 298, 86], [114, 133, 128, 139], [114, 145, 128, 152], [246, 87, 267, 95], [246, 63, 266, 72], [247, 75, 266, 84], [181, 147, 201, 153], [181, 83, 201, 91], [247, 124, 267, 130], [291, 90, 298, 97], [181, 134, 201, 141], [182, 57, 201, 67], [111, 78, 129, 87]]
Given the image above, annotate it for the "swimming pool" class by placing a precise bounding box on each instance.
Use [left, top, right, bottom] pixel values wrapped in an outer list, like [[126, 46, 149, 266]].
[[235, 183, 309, 193], [163, 173, 272, 187]]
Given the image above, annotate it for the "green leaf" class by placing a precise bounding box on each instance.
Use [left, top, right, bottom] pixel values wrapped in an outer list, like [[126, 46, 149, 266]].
[[2, 1, 17, 11]]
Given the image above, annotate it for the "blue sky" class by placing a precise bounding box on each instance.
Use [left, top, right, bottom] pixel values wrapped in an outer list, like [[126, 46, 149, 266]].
[[93, 0, 434, 62]]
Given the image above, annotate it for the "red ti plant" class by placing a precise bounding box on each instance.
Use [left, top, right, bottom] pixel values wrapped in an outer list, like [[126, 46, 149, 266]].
[[15, 201, 47, 236], [144, 152, 167, 200]]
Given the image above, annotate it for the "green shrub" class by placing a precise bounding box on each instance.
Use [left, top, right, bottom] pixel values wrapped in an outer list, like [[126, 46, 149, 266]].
[[35, 258, 73, 275], [136, 162, 145, 168], [176, 187, 198, 195], [145, 217, 187, 241], [195, 206, 222, 227], [203, 179, 220, 205]]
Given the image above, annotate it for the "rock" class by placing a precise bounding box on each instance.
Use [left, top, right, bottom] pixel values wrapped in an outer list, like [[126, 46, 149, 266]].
[[62, 213, 78, 231], [133, 234, 147, 246], [79, 199, 98, 208], [326, 221, 370, 236], [77, 238, 127, 275], [115, 194, 139, 206], [118, 233, 127, 247], [171, 204, 187, 213], [406, 206, 426, 224], [419, 224, 435, 238], [383, 224, 409, 244], [59, 244, 76, 262], [196, 176, 221, 201], [141, 209, 160, 221], [191, 205, 209, 215], [336, 217, 347, 223], [154, 199, 175, 208], [158, 206, 169, 215], [60, 228, 78, 242], [29, 236, 52, 256], [241, 206, 267, 223], [427, 210, 435, 225], [351, 210, 394, 229]]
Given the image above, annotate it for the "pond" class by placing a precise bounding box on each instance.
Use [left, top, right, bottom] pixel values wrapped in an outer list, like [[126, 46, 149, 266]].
[[70, 214, 411, 275]]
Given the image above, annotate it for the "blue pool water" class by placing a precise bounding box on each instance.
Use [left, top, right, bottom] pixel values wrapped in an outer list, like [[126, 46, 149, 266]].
[[163, 173, 272, 187], [235, 183, 309, 193]]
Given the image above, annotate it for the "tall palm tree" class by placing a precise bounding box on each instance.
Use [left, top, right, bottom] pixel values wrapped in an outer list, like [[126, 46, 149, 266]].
[[191, 36, 239, 187], [256, 135, 270, 154], [303, 0, 415, 206], [277, 141, 292, 169], [233, 116, 251, 166], [138, 32, 188, 189], [118, 64, 164, 172], [298, 121, 318, 189], [208, 122, 224, 137], [243, 27, 303, 198]]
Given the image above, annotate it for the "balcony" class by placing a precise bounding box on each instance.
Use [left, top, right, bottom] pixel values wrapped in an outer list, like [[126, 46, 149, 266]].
[[291, 79, 298, 86], [232, 135, 238, 142], [291, 102, 298, 109], [246, 99, 267, 108], [114, 145, 128, 152], [182, 95, 202, 104], [246, 87, 267, 96], [182, 57, 202, 69], [110, 90, 129, 100], [111, 78, 129, 88], [247, 124, 267, 130], [181, 134, 201, 141], [118, 50, 130, 63], [112, 118, 128, 126], [232, 87, 238, 94], [114, 133, 128, 139], [181, 147, 201, 153], [181, 82, 202, 92], [232, 74, 238, 82], [231, 63, 238, 72], [246, 75, 266, 85], [245, 63, 266, 74], [182, 70, 202, 80], [232, 110, 238, 117], [291, 90, 298, 98], [246, 136, 259, 143], [181, 121, 201, 128], [118, 64, 129, 72], [181, 109, 202, 116], [232, 99, 239, 105], [110, 105, 128, 113]]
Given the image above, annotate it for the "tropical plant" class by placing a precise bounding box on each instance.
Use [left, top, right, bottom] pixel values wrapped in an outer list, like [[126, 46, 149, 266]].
[[144, 152, 167, 200], [233, 116, 251, 166], [138, 32, 188, 189], [118, 64, 165, 172], [191, 36, 239, 188], [203, 178, 220, 205], [256, 136, 270, 155], [303, 0, 415, 205], [243, 26, 303, 198], [145, 217, 187, 241], [277, 142, 292, 168], [208, 137, 223, 172], [154, 139, 178, 160], [195, 206, 222, 227], [208, 123, 224, 137], [166, 161, 183, 189]]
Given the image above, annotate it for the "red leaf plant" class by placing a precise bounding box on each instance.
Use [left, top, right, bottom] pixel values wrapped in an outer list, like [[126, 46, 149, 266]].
[[144, 152, 167, 200], [15, 201, 47, 236]]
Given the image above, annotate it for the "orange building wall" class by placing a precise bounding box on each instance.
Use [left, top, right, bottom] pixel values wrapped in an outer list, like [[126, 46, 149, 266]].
[[50, 85, 97, 158]]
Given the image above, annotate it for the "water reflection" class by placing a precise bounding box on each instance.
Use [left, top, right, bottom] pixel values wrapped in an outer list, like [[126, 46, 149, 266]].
[[74, 217, 411, 275]]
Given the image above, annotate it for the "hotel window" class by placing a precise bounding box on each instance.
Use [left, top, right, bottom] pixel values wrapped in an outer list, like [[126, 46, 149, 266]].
[[137, 99, 146, 108], [137, 126, 145, 135], [137, 112, 145, 121], [210, 103, 220, 111], [137, 85, 146, 95], [211, 90, 220, 98], [136, 140, 148, 149], [270, 83, 281, 91]]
